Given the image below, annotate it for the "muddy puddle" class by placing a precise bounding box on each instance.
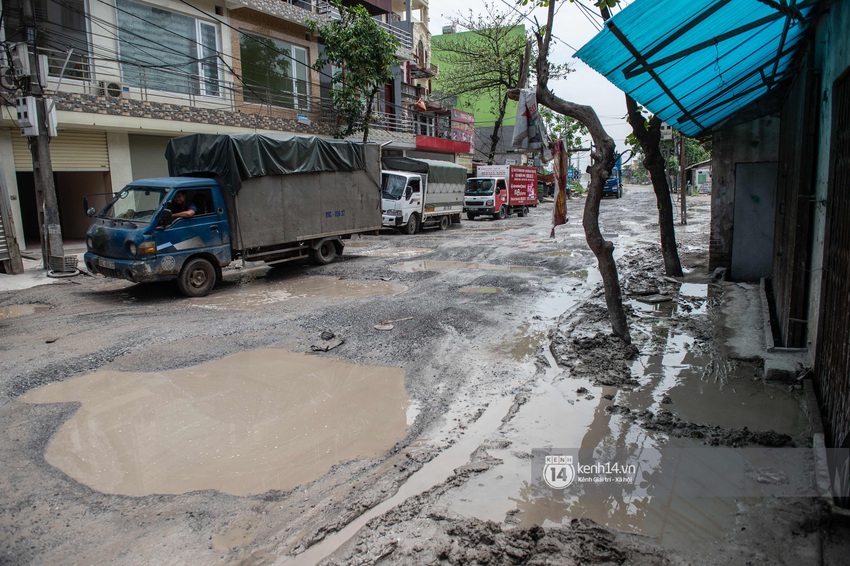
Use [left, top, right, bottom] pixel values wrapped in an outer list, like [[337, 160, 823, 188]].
[[497, 322, 547, 361], [393, 260, 542, 273], [459, 286, 502, 294], [353, 247, 432, 258], [0, 304, 50, 319], [435, 285, 810, 556], [22, 349, 409, 496], [194, 274, 405, 310]]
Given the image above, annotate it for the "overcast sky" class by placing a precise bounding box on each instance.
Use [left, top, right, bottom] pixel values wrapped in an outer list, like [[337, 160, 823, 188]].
[[426, 0, 634, 153]]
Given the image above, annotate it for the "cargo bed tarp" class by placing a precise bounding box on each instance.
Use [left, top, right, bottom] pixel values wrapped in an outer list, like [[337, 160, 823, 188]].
[[382, 156, 467, 186], [166, 133, 366, 194]]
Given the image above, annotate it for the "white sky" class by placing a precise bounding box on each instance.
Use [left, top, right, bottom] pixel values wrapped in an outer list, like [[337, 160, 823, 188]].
[[426, 0, 634, 153]]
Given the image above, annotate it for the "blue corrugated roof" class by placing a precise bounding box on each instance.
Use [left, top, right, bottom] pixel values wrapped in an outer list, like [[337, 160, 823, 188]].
[[574, 0, 820, 136]]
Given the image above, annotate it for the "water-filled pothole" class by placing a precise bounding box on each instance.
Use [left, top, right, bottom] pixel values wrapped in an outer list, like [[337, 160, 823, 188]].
[[0, 304, 50, 319], [393, 260, 542, 273], [23, 349, 409, 496], [195, 274, 404, 310]]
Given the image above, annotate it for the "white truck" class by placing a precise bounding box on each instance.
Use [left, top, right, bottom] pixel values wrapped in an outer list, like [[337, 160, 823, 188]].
[[381, 157, 467, 234]]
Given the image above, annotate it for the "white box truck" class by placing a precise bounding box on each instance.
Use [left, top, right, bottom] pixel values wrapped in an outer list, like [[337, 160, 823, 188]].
[[381, 157, 467, 234]]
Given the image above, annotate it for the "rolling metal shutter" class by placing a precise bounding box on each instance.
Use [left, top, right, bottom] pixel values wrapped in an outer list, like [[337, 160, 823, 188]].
[[11, 130, 109, 171]]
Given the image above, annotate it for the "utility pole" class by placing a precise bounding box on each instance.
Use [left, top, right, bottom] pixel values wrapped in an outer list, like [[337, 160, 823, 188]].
[[679, 132, 687, 225], [22, 0, 64, 270]]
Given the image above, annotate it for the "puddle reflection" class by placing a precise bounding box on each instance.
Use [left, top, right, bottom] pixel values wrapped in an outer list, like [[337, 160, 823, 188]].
[[23, 350, 408, 496]]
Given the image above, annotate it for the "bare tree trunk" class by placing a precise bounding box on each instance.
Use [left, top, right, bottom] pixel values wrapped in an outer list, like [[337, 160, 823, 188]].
[[624, 97, 683, 276], [362, 89, 377, 143], [487, 92, 510, 165], [520, 0, 630, 343]]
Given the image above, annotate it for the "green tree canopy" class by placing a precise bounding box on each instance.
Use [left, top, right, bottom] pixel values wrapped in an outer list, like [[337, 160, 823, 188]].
[[308, 1, 399, 142]]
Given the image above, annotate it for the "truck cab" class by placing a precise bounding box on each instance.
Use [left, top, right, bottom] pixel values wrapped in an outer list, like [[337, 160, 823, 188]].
[[464, 177, 507, 220], [603, 155, 623, 198], [381, 171, 426, 234], [83, 178, 231, 296]]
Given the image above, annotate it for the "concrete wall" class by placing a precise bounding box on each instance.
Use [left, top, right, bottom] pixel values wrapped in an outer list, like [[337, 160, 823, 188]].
[[807, 0, 850, 352], [0, 130, 24, 249], [709, 116, 779, 273]]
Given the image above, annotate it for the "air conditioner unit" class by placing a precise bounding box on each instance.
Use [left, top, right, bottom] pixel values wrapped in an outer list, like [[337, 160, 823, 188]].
[[99, 80, 126, 99]]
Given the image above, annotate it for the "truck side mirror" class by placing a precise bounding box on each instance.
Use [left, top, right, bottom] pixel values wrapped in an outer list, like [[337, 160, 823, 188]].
[[159, 210, 173, 227], [83, 196, 90, 214], [405, 187, 412, 200], [86, 207, 97, 217]]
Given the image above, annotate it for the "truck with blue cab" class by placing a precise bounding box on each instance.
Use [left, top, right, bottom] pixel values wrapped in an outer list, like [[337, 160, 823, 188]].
[[83, 133, 382, 297]]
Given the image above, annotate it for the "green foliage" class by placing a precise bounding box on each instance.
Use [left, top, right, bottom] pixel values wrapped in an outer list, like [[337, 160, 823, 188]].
[[307, 1, 399, 140], [540, 107, 587, 149]]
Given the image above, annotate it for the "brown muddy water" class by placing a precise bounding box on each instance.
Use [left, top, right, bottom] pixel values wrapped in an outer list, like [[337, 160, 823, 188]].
[[436, 282, 810, 556], [393, 260, 542, 273], [22, 350, 409, 496], [193, 273, 405, 310], [0, 304, 50, 319]]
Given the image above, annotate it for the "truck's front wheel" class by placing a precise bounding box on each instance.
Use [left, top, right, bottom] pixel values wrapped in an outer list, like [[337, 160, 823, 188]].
[[494, 206, 507, 220], [466, 212, 477, 221], [310, 238, 338, 265], [405, 213, 420, 235], [177, 258, 216, 297]]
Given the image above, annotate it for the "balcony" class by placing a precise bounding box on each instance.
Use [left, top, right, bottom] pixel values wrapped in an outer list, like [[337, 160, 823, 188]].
[[316, 1, 413, 51]]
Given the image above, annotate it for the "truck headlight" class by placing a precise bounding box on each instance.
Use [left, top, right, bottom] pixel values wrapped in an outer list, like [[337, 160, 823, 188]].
[[486, 200, 494, 206], [394, 210, 403, 217], [138, 241, 156, 255], [86, 236, 93, 250]]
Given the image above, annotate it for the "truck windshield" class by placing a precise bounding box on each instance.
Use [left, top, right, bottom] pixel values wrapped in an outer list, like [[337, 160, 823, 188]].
[[101, 187, 168, 222], [382, 174, 407, 200], [465, 179, 494, 196]]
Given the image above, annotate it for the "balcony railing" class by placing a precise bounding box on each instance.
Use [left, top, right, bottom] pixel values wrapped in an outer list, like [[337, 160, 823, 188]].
[[36, 48, 454, 141], [316, 0, 413, 49]]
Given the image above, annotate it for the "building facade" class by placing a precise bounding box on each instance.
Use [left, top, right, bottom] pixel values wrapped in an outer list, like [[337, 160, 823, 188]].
[[0, 0, 470, 254]]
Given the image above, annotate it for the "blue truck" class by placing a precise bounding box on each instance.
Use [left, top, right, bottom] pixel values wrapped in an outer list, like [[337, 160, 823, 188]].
[[83, 133, 382, 297], [602, 154, 623, 198]]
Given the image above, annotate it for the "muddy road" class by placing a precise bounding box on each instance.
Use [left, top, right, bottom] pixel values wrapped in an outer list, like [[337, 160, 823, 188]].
[[0, 186, 830, 565]]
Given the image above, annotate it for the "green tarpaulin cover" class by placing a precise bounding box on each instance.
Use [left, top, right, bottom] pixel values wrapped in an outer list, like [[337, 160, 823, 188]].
[[166, 133, 366, 194], [382, 156, 467, 185]]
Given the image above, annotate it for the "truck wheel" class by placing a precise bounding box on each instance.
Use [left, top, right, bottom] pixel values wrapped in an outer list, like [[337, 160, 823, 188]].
[[496, 205, 507, 220], [177, 258, 216, 297], [406, 213, 420, 235], [617, 188, 623, 198], [466, 212, 477, 221], [438, 215, 450, 231], [310, 238, 337, 265], [518, 206, 529, 217]]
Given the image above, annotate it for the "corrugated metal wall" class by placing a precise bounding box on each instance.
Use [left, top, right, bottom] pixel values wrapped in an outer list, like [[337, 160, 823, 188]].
[[773, 57, 817, 347], [11, 131, 109, 171], [816, 68, 850, 454]]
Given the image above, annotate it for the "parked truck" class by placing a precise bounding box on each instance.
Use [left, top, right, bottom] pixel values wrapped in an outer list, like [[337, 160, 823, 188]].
[[464, 164, 538, 220], [83, 133, 382, 297], [603, 154, 623, 198], [380, 157, 467, 234]]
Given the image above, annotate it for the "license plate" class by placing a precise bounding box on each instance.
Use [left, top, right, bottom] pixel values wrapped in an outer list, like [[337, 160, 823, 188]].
[[98, 258, 115, 270]]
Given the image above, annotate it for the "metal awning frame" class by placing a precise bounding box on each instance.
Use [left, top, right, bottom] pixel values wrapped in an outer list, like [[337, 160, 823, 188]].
[[575, 0, 822, 136]]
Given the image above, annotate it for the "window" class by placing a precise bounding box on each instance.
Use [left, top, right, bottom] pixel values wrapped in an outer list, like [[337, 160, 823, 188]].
[[116, 0, 221, 96], [240, 33, 310, 110], [3, 0, 91, 80]]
